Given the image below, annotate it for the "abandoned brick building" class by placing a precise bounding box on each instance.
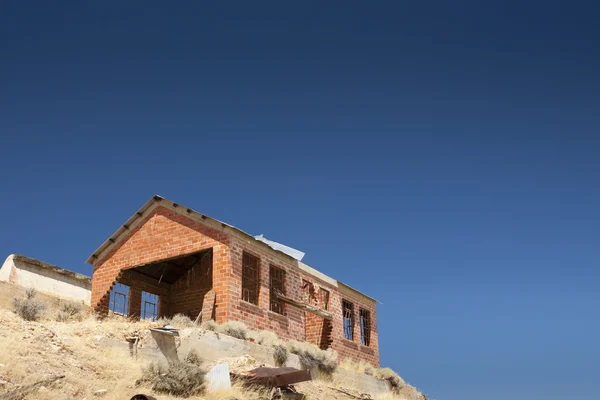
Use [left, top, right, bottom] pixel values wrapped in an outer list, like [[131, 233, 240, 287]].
[[88, 195, 379, 366]]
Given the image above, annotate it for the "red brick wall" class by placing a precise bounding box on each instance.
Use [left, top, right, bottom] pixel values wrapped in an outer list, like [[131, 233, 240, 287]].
[[90, 204, 379, 366], [169, 253, 212, 319], [227, 236, 305, 341], [300, 273, 380, 367], [117, 272, 171, 319], [329, 288, 379, 367], [91, 206, 230, 322]]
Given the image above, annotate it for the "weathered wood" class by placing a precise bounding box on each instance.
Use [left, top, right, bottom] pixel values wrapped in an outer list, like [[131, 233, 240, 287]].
[[275, 292, 332, 320]]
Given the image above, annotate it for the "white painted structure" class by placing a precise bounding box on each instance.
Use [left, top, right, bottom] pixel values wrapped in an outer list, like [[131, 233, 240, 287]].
[[0, 254, 92, 303]]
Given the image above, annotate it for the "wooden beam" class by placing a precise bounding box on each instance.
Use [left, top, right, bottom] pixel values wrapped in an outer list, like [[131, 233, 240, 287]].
[[122, 269, 171, 291], [275, 292, 332, 320]]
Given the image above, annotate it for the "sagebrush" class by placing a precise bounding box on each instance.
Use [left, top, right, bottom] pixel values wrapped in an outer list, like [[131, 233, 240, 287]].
[[273, 344, 288, 366], [139, 360, 206, 397], [287, 340, 337, 375], [203, 320, 248, 340], [340, 358, 375, 375], [157, 313, 196, 327], [56, 302, 85, 322], [13, 288, 46, 321]]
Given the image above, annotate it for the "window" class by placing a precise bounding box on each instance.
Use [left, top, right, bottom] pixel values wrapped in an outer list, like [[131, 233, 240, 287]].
[[269, 265, 286, 314], [242, 252, 260, 305], [319, 288, 330, 310], [342, 300, 354, 340], [141, 291, 159, 321], [359, 309, 371, 346], [109, 283, 130, 316]]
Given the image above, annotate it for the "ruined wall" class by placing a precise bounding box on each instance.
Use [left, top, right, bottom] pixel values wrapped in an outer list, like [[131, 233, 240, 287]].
[[168, 252, 213, 318], [91, 206, 231, 322], [117, 271, 171, 319], [0, 254, 91, 303], [227, 236, 305, 342], [300, 273, 379, 366]]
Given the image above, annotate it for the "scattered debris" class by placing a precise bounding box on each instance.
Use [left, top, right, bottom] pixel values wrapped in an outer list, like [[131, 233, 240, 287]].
[[1, 374, 65, 400], [150, 327, 180, 363], [330, 386, 373, 399], [130, 395, 157, 400], [205, 364, 231, 392], [245, 367, 312, 388], [93, 388, 108, 396]]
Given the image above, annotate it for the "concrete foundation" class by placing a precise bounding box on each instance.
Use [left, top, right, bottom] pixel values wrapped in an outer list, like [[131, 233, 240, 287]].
[[100, 328, 391, 396]]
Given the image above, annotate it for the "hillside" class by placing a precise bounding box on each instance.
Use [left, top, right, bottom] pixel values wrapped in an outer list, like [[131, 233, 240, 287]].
[[0, 282, 426, 400]]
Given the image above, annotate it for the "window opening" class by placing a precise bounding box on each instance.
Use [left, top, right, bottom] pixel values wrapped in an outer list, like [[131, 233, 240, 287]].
[[270, 265, 286, 314], [242, 252, 260, 304], [359, 308, 371, 346], [319, 288, 330, 310], [343, 300, 354, 340], [302, 280, 314, 304], [109, 283, 130, 316], [141, 291, 159, 321]]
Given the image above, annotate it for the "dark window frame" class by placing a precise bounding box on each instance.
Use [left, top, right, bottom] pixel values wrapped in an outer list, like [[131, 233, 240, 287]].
[[342, 300, 354, 341], [242, 252, 260, 305], [141, 291, 159, 321], [359, 308, 371, 346], [269, 265, 286, 315], [109, 282, 130, 316]]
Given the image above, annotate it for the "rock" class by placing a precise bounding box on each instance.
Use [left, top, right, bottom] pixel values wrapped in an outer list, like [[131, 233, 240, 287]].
[[94, 389, 108, 396], [0, 379, 8, 386]]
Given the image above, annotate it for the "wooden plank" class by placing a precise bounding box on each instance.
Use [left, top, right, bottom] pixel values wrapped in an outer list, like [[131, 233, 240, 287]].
[[275, 292, 332, 320]]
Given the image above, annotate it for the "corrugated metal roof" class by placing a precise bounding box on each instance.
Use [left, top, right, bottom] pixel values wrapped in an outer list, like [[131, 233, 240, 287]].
[[254, 234, 305, 261]]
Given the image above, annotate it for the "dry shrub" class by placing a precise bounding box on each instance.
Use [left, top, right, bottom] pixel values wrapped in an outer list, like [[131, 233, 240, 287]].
[[287, 340, 337, 375], [157, 313, 196, 328], [204, 380, 269, 400], [340, 358, 375, 375], [251, 330, 279, 346], [203, 319, 218, 332], [273, 344, 288, 366], [374, 367, 409, 394], [184, 349, 202, 365], [13, 288, 46, 321], [56, 302, 85, 322], [218, 321, 248, 340], [139, 360, 206, 398], [203, 320, 248, 340]]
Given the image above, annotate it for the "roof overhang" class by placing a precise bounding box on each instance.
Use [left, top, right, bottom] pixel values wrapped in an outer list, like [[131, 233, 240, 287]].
[[86, 195, 379, 303]]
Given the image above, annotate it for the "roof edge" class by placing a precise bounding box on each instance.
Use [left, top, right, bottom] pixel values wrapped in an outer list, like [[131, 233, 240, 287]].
[[86, 195, 379, 303], [11, 254, 91, 284]]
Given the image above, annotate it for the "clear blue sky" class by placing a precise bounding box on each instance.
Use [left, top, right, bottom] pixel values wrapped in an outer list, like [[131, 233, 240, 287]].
[[1, 2, 598, 399]]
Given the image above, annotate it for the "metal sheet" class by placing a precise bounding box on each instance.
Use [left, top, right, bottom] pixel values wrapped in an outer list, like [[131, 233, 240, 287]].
[[246, 367, 312, 387]]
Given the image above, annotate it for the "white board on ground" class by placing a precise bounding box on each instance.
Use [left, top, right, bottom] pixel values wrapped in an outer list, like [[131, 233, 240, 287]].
[[205, 364, 231, 392]]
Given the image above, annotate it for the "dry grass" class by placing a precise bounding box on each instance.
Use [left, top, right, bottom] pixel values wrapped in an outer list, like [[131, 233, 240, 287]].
[[287, 340, 338, 375], [204, 380, 270, 400], [373, 367, 405, 390], [13, 288, 46, 321], [340, 358, 375, 375], [55, 302, 85, 322], [250, 330, 280, 346], [139, 360, 206, 398], [273, 344, 288, 366], [218, 321, 248, 340], [157, 313, 196, 328], [203, 320, 249, 340]]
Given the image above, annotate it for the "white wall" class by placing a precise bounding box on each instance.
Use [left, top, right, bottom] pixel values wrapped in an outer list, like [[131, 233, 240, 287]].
[[0, 254, 91, 304]]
